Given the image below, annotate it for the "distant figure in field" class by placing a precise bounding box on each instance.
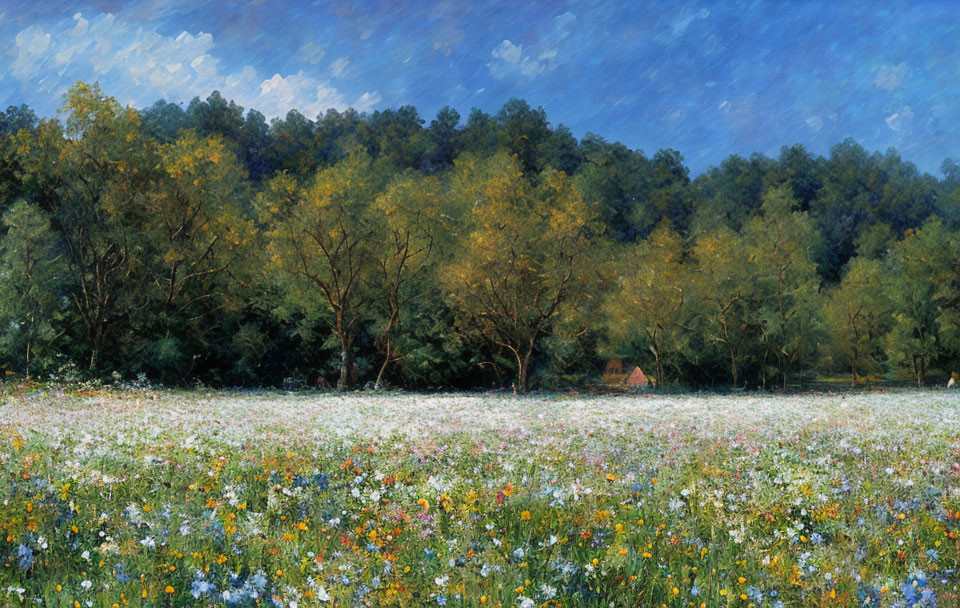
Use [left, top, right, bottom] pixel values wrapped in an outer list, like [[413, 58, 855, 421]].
[[317, 374, 332, 390], [948, 372, 957, 389]]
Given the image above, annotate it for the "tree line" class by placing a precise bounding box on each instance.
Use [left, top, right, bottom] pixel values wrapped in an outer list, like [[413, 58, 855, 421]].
[[1, 81, 959, 391]]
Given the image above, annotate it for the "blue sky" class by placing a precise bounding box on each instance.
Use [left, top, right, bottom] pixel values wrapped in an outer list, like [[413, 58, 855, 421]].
[[0, 0, 957, 174]]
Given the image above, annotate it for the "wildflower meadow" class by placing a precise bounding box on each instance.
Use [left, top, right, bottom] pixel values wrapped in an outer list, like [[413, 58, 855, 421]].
[[1, 387, 959, 607]]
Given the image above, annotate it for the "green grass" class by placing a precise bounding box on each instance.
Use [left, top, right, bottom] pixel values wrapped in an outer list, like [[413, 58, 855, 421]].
[[1, 386, 958, 607]]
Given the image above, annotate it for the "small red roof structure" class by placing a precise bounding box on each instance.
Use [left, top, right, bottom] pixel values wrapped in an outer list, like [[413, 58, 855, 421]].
[[626, 366, 649, 388]]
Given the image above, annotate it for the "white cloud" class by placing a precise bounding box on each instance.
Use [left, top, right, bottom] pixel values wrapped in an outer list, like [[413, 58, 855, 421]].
[[6, 12, 381, 118], [490, 40, 549, 78], [489, 14, 576, 80], [885, 105, 914, 133], [16, 25, 51, 55], [256, 71, 380, 117], [492, 40, 522, 64], [69, 13, 89, 37], [13, 25, 52, 79], [874, 62, 908, 92], [519, 57, 546, 77], [353, 91, 382, 112], [331, 57, 349, 78], [299, 42, 325, 65]]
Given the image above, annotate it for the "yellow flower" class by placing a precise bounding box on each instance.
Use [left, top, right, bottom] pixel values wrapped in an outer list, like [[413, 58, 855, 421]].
[[164, 586, 175, 594], [521, 510, 531, 521], [606, 473, 617, 481], [719, 589, 728, 596]]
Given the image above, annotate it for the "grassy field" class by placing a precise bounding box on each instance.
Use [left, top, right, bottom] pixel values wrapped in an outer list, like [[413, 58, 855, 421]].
[[1, 387, 958, 607]]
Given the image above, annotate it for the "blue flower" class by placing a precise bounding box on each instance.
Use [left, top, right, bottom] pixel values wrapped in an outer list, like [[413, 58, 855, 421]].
[[17, 544, 33, 571], [250, 571, 267, 590], [191, 580, 215, 599]]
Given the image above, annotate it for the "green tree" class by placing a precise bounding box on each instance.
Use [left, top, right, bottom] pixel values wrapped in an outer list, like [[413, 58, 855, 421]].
[[441, 153, 601, 392], [362, 106, 430, 170], [369, 171, 445, 388], [424, 106, 461, 173], [136, 131, 255, 378], [146, 131, 252, 314], [258, 152, 385, 390], [743, 186, 822, 390], [17, 82, 157, 371], [0, 200, 65, 377], [603, 222, 692, 388], [884, 218, 947, 386], [574, 135, 648, 242], [691, 226, 757, 387], [823, 257, 891, 385], [495, 99, 551, 175]]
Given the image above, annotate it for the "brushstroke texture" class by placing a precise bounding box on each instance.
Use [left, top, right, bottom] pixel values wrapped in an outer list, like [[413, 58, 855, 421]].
[[0, 0, 956, 173]]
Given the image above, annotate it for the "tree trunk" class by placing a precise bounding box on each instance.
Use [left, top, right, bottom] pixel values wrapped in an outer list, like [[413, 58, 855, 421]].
[[338, 342, 354, 391], [517, 360, 529, 394], [375, 304, 400, 390], [652, 342, 663, 389], [729, 349, 738, 388], [515, 344, 534, 394], [374, 335, 391, 390]]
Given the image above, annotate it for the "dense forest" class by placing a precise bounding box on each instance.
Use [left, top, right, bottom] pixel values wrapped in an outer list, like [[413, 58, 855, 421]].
[[1, 81, 959, 391]]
